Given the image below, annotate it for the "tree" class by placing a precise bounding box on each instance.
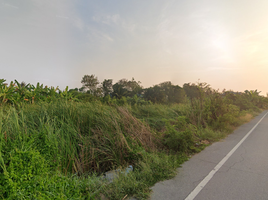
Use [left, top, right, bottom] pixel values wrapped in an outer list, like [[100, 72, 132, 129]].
[[112, 78, 142, 98], [143, 85, 166, 103], [168, 85, 186, 104], [127, 78, 143, 97], [144, 81, 185, 104], [92, 87, 103, 97], [102, 79, 113, 97], [79, 86, 86, 92], [112, 79, 128, 98], [81, 75, 100, 95], [183, 83, 200, 99]]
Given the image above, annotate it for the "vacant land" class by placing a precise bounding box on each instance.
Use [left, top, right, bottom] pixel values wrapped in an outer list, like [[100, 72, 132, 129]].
[[0, 79, 267, 199]]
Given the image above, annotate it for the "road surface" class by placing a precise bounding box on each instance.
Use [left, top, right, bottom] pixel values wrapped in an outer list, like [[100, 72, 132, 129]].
[[150, 110, 268, 200]]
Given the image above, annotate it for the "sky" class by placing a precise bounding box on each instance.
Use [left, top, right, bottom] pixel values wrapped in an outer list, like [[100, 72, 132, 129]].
[[1, 0, 268, 95]]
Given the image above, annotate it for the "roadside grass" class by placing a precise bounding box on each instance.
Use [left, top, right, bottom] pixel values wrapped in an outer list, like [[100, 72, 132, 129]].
[[239, 113, 253, 122], [101, 152, 188, 200], [0, 97, 266, 199]]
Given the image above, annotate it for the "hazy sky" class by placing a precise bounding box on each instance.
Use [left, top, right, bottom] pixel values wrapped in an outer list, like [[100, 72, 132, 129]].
[[1, 0, 268, 94]]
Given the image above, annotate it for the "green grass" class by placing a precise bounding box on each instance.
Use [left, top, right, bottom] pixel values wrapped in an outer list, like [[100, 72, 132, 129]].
[[99, 152, 188, 200], [0, 96, 266, 199]]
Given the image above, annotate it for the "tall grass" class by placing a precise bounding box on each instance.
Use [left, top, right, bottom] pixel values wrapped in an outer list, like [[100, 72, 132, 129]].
[[0, 101, 188, 199], [0, 87, 267, 199], [0, 101, 155, 175]]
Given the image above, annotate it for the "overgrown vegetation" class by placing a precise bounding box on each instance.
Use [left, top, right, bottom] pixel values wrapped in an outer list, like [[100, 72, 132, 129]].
[[0, 77, 268, 199], [0, 79, 74, 106]]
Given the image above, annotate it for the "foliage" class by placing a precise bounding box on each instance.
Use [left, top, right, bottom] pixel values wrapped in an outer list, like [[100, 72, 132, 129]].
[[1, 77, 268, 199], [102, 79, 113, 97], [112, 78, 143, 99], [163, 116, 198, 153], [0, 101, 156, 174], [0, 100, 189, 199], [102, 152, 188, 200], [223, 89, 268, 111], [81, 74, 101, 96], [183, 82, 266, 132], [0, 79, 74, 105], [143, 85, 166, 103], [144, 81, 186, 104], [183, 83, 200, 99], [0, 149, 49, 198]]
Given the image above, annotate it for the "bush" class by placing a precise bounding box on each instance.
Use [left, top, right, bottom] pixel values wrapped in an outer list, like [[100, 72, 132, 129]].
[[163, 117, 197, 153], [0, 149, 49, 198]]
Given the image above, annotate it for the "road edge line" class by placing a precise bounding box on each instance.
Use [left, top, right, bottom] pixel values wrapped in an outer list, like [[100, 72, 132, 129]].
[[185, 111, 268, 200]]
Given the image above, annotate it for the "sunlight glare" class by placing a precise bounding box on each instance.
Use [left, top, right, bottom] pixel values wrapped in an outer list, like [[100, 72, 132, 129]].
[[212, 38, 228, 50]]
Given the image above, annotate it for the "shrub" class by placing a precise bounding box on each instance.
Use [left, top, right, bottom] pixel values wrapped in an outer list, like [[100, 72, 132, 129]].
[[163, 117, 197, 153], [0, 149, 49, 199]]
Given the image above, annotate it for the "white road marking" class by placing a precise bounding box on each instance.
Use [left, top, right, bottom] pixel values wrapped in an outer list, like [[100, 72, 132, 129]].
[[185, 111, 268, 200]]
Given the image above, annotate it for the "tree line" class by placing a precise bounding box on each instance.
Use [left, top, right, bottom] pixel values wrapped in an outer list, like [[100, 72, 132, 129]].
[[1, 75, 267, 108], [67, 74, 268, 110], [69, 74, 187, 104]]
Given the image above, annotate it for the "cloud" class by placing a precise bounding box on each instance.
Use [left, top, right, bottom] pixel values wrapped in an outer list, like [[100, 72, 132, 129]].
[[2, 3, 19, 9], [156, 2, 218, 56], [72, 17, 85, 31], [101, 33, 114, 42], [56, 15, 69, 20], [122, 22, 136, 33], [86, 26, 114, 42], [92, 13, 137, 34], [92, 14, 121, 25]]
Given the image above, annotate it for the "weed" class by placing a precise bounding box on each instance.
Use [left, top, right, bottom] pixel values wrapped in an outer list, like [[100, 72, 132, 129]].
[[0, 81, 267, 199]]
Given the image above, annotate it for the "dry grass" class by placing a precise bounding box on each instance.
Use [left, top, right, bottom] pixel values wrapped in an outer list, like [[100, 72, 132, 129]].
[[239, 113, 253, 123], [117, 107, 156, 151], [71, 106, 157, 174]]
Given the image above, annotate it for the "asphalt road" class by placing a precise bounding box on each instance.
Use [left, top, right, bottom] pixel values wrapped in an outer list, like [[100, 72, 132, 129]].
[[150, 110, 268, 200]]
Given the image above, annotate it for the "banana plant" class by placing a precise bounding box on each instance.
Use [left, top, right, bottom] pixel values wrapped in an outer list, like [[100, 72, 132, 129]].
[[14, 80, 32, 102], [0, 81, 19, 105], [1, 79, 77, 105]]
